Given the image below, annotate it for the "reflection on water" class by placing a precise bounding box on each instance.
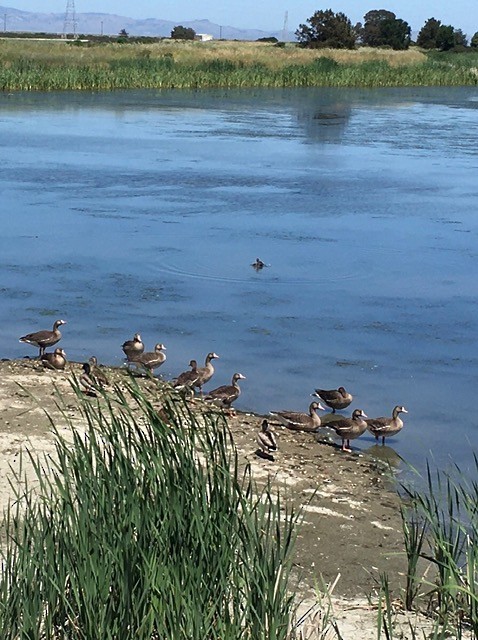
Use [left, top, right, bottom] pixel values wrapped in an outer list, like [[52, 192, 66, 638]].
[[1, 87, 478, 479]]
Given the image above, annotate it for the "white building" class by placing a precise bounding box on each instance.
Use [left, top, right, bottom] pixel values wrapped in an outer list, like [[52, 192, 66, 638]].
[[195, 33, 214, 42]]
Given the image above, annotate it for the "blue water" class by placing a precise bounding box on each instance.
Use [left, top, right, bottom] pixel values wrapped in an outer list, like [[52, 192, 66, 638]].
[[1, 87, 477, 476]]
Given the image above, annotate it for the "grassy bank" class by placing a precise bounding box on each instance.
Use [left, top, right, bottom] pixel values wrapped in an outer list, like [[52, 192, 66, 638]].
[[0, 370, 477, 637], [0, 381, 298, 639], [1, 39, 477, 90]]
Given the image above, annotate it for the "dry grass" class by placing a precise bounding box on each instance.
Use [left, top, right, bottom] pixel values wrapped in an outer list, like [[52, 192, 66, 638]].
[[0, 38, 427, 69]]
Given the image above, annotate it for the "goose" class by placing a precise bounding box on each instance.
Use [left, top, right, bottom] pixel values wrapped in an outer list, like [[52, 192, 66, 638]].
[[204, 372, 246, 411], [135, 343, 167, 373], [41, 348, 67, 371], [366, 405, 408, 445], [270, 401, 325, 432], [251, 257, 266, 270], [80, 362, 98, 396], [193, 352, 219, 394], [122, 333, 144, 362], [313, 387, 353, 413], [257, 419, 277, 459], [20, 319, 66, 357], [172, 359, 200, 389], [88, 356, 109, 387], [326, 409, 368, 452]]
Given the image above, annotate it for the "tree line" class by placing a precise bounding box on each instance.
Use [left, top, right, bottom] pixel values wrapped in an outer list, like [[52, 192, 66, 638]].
[[296, 9, 478, 51]]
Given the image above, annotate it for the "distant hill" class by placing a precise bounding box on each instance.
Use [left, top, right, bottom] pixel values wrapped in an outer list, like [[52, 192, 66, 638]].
[[0, 5, 296, 41]]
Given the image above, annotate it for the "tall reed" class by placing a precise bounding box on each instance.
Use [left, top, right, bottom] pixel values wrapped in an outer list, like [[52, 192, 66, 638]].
[[0, 40, 477, 90], [0, 380, 299, 639], [400, 460, 478, 636]]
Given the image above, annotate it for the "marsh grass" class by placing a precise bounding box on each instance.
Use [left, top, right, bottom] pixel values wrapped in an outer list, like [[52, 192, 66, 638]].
[[0, 39, 477, 90], [0, 380, 299, 639], [400, 460, 478, 637]]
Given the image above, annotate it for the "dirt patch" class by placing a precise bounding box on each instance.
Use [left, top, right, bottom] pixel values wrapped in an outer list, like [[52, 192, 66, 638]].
[[0, 358, 407, 604]]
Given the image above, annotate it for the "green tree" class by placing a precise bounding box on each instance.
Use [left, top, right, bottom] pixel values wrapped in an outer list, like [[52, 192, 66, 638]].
[[117, 28, 129, 44], [360, 9, 411, 49], [171, 25, 196, 40], [453, 28, 468, 48], [416, 17, 441, 49], [471, 31, 478, 48], [436, 24, 455, 51], [296, 9, 357, 49]]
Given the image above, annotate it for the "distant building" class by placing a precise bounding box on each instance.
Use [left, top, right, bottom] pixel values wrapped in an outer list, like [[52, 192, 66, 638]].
[[195, 33, 213, 42]]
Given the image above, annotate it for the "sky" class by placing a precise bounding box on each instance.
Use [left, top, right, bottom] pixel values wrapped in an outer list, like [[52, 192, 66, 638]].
[[7, 1, 478, 35]]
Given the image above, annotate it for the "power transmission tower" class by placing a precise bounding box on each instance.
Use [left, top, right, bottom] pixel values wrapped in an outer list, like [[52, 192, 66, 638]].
[[282, 11, 288, 42], [63, 0, 77, 37]]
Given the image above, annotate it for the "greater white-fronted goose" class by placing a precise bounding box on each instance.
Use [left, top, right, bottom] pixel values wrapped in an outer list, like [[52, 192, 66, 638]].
[[88, 356, 109, 387], [257, 419, 277, 459], [366, 405, 408, 445], [326, 409, 368, 452], [172, 359, 200, 389], [135, 343, 167, 373], [193, 352, 219, 394], [19, 319, 66, 357], [41, 348, 67, 371], [122, 333, 144, 362], [270, 401, 325, 432], [313, 387, 353, 413], [204, 372, 246, 411]]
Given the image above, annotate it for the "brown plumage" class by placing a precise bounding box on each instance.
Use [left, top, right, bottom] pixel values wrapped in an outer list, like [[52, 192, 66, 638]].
[[326, 409, 368, 452], [172, 359, 200, 389], [122, 333, 144, 362], [79, 362, 98, 396], [204, 373, 246, 410], [88, 356, 109, 387], [270, 401, 325, 432], [193, 352, 219, 394], [19, 319, 66, 357], [41, 348, 67, 371], [313, 387, 353, 413], [257, 419, 277, 458], [135, 343, 167, 373], [366, 405, 408, 445]]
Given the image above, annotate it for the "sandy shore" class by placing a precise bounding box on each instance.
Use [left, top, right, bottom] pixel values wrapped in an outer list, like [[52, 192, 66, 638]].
[[0, 357, 439, 637]]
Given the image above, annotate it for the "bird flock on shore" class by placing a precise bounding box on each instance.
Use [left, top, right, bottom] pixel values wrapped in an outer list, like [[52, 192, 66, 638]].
[[18, 314, 408, 461]]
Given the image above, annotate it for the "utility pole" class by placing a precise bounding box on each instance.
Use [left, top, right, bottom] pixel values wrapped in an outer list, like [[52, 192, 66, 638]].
[[100, 20, 103, 36], [4, 13, 7, 32], [219, 25, 222, 39], [63, 0, 77, 38], [282, 10, 288, 42]]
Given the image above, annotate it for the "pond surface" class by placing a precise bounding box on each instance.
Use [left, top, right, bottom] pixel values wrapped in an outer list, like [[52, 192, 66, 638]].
[[1, 87, 477, 477]]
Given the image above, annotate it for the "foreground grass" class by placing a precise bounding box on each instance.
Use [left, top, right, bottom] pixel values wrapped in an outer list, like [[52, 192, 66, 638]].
[[0, 381, 298, 639], [0, 39, 477, 90]]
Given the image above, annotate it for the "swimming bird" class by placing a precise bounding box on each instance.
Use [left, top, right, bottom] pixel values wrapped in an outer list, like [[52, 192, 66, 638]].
[[257, 419, 278, 459], [270, 401, 325, 432], [41, 348, 67, 371], [88, 356, 109, 388], [122, 333, 144, 362], [251, 257, 266, 270], [193, 352, 219, 394], [366, 405, 408, 445], [19, 319, 66, 357], [172, 359, 200, 389], [135, 343, 167, 373], [313, 387, 353, 413], [204, 372, 246, 412], [326, 409, 368, 452]]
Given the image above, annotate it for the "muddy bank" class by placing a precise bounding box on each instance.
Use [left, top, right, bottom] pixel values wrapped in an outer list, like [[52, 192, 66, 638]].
[[0, 358, 407, 600]]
